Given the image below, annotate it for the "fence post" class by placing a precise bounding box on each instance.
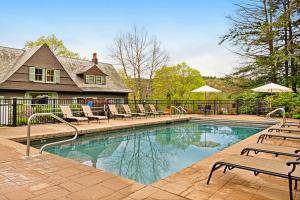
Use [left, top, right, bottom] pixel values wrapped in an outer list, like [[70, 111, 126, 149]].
[[213, 100, 217, 115], [256, 100, 260, 116], [53, 99, 56, 123], [192, 100, 195, 114], [155, 100, 158, 110], [106, 101, 110, 119], [236, 100, 240, 115], [12, 98, 17, 127]]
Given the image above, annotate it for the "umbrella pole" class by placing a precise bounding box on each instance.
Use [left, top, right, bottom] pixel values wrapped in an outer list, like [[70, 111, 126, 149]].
[[270, 90, 273, 111], [205, 92, 207, 115]]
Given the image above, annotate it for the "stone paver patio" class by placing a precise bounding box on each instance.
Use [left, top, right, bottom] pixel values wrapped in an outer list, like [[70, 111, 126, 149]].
[[0, 115, 299, 199]]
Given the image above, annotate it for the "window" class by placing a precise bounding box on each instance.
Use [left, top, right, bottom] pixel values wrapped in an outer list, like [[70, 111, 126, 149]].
[[85, 75, 95, 84], [46, 69, 54, 83], [35, 68, 44, 82], [96, 76, 106, 85], [29, 67, 60, 83]]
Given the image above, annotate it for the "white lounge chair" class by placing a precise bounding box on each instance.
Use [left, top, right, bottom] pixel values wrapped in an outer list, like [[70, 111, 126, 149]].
[[108, 105, 131, 119], [60, 105, 89, 124], [81, 105, 108, 123], [123, 104, 146, 118], [138, 104, 157, 116]]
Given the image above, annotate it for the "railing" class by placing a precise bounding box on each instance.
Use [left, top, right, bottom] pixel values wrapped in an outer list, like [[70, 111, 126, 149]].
[[266, 107, 286, 124], [171, 106, 184, 118], [0, 98, 273, 126], [177, 106, 187, 114], [26, 113, 79, 157]]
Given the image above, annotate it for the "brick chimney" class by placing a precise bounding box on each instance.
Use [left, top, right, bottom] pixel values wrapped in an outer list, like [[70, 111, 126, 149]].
[[92, 53, 98, 64]]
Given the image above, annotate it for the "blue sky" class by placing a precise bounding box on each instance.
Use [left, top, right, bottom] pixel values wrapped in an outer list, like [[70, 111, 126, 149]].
[[0, 0, 239, 76]]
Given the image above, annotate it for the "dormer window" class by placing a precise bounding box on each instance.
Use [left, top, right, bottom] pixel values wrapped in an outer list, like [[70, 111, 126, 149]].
[[29, 67, 60, 83], [35, 68, 44, 82], [96, 76, 106, 85], [46, 69, 55, 83], [85, 75, 106, 85], [85, 75, 95, 84]]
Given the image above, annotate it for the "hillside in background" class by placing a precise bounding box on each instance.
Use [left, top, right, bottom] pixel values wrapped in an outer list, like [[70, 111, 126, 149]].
[[203, 76, 252, 99]]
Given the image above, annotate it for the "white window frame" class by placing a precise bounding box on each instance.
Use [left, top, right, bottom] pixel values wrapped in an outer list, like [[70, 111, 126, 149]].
[[46, 69, 55, 83], [72, 97, 97, 104], [85, 75, 95, 84], [34, 68, 44, 82], [96, 76, 106, 85]]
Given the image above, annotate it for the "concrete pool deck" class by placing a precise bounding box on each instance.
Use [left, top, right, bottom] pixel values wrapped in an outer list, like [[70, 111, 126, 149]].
[[0, 115, 299, 199]]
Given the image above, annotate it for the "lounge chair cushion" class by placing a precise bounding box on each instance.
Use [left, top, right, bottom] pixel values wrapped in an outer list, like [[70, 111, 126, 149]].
[[262, 132, 300, 139], [219, 155, 300, 178], [69, 116, 88, 121], [243, 143, 300, 157], [89, 116, 108, 120], [269, 127, 300, 133]]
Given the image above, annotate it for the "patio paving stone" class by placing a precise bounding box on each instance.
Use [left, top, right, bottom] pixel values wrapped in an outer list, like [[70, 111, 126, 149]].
[[0, 115, 299, 199]]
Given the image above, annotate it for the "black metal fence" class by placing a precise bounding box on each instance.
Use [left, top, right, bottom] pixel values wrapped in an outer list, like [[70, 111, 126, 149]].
[[0, 98, 270, 126]]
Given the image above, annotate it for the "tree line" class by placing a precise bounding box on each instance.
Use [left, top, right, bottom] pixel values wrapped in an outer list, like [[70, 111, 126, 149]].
[[220, 0, 300, 92], [24, 31, 204, 101]]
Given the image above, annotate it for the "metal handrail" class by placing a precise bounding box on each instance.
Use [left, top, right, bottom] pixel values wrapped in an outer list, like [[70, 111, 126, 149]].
[[170, 106, 183, 118], [26, 113, 79, 157], [266, 107, 286, 124], [177, 106, 187, 114]]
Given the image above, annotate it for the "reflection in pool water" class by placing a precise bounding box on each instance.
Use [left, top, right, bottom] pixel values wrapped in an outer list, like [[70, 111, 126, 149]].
[[33, 122, 264, 184]]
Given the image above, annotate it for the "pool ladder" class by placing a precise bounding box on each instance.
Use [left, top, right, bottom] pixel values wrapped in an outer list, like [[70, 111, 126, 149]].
[[266, 107, 286, 124], [171, 106, 187, 118], [25, 113, 79, 157]]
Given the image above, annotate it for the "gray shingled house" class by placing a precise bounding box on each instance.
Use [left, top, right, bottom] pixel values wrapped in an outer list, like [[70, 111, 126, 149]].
[[0, 44, 130, 102]]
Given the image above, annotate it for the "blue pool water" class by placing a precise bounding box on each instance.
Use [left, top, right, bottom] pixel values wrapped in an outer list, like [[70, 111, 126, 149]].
[[32, 122, 264, 184]]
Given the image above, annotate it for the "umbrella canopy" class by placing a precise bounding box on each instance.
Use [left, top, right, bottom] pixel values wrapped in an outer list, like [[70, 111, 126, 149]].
[[251, 83, 292, 93], [191, 85, 222, 93], [251, 83, 292, 109]]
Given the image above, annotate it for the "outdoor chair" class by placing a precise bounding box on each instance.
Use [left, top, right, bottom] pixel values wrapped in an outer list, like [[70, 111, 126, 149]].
[[204, 105, 212, 115], [241, 143, 300, 158], [149, 104, 167, 115], [60, 105, 89, 124], [137, 104, 155, 116], [108, 104, 131, 119], [81, 105, 108, 123], [122, 104, 146, 118], [268, 127, 300, 133], [257, 131, 300, 143], [281, 122, 300, 128], [207, 154, 300, 200]]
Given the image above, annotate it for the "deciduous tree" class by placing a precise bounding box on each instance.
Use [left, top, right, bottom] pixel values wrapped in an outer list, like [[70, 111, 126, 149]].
[[25, 34, 80, 58], [151, 63, 205, 100], [110, 26, 168, 100]]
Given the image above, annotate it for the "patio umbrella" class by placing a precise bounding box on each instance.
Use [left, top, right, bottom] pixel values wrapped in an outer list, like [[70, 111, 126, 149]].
[[251, 83, 292, 107], [191, 85, 222, 101]]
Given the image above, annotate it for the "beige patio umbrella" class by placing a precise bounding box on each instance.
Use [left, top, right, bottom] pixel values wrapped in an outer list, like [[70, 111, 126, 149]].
[[251, 83, 292, 107], [191, 85, 222, 101]]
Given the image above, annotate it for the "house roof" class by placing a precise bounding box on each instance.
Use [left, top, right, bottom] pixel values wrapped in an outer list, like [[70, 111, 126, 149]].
[[74, 64, 108, 76], [0, 44, 131, 93]]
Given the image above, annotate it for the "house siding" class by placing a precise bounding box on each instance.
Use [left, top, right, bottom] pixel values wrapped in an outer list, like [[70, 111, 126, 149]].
[[0, 45, 80, 92], [0, 44, 130, 100], [59, 92, 128, 101], [0, 90, 128, 100], [0, 90, 25, 99]]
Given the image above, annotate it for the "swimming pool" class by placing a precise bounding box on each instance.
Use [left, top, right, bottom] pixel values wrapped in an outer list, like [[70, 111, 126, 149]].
[[31, 121, 265, 184]]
